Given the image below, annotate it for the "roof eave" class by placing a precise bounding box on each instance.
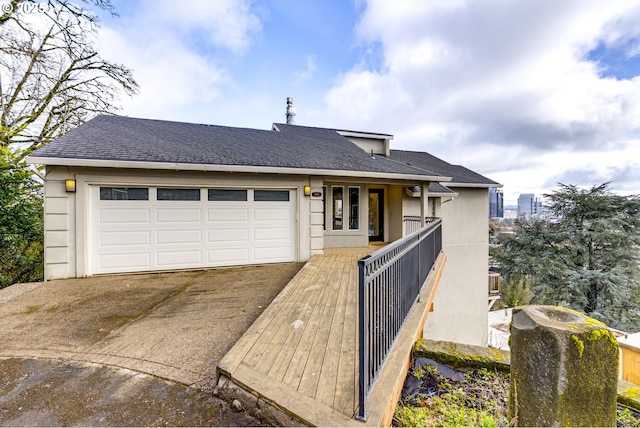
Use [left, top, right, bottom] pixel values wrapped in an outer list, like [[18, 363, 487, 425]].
[[336, 130, 394, 140], [446, 182, 502, 188], [27, 156, 450, 182]]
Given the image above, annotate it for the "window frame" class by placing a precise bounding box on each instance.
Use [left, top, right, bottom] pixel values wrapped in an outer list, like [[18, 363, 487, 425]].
[[99, 187, 149, 201], [207, 189, 248, 202], [348, 186, 360, 230], [254, 189, 290, 202], [332, 186, 344, 230], [156, 188, 201, 201]]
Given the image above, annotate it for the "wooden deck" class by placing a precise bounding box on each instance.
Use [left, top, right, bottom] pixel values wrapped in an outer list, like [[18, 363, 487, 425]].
[[217, 246, 446, 427]]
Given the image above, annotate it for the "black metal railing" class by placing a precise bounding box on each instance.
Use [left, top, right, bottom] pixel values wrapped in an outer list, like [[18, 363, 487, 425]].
[[403, 216, 439, 235], [356, 218, 442, 420]]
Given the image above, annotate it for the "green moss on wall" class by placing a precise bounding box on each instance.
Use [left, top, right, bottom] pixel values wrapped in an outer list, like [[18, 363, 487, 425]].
[[571, 335, 585, 358]]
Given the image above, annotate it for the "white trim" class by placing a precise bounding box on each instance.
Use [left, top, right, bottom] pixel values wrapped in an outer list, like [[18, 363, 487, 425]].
[[27, 156, 450, 183], [336, 130, 394, 140], [430, 191, 460, 198]]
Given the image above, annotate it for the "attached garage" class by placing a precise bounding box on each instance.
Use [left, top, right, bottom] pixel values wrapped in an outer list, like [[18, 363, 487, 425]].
[[28, 114, 453, 280], [90, 186, 297, 275]]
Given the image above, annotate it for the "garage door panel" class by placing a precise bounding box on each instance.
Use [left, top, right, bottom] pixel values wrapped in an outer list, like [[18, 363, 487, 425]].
[[207, 229, 249, 243], [100, 209, 150, 224], [99, 252, 151, 271], [254, 246, 294, 261], [157, 209, 201, 223], [253, 239, 293, 249], [157, 250, 203, 266], [253, 208, 293, 221], [208, 208, 249, 222], [100, 231, 150, 247], [254, 228, 293, 240], [208, 248, 250, 265], [157, 230, 203, 245]]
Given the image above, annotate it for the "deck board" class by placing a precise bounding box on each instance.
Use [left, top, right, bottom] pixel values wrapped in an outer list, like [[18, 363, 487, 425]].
[[279, 259, 336, 390], [315, 253, 349, 407], [217, 245, 445, 427], [336, 250, 361, 415], [297, 253, 347, 399], [245, 263, 323, 371]]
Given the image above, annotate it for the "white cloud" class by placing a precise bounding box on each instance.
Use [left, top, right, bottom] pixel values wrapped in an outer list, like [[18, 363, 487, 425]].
[[318, 0, 640, 203], [140, 0, 262, 55], [89, 0, 640, 203], [295, 55, 318, 83], [96, 27, 228, 122], [94, 0, 262, 123]]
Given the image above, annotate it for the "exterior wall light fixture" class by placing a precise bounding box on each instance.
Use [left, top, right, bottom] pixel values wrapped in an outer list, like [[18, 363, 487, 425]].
[[304, 185, 311, 196], [65, 179, 76, 192]]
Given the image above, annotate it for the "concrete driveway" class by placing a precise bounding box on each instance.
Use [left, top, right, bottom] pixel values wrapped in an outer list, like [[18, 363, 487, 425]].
[[0, 263, 303, 426]]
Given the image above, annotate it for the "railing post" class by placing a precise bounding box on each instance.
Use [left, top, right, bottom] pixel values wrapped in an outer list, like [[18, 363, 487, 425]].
[[356, 257, 368, 421]]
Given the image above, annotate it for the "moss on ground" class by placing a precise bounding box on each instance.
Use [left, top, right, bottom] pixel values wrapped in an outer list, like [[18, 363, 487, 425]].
[[397, 339, 640, 427]]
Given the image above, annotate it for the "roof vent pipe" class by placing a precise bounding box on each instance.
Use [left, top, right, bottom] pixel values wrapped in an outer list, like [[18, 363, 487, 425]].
[[286, 97, 296, 125]]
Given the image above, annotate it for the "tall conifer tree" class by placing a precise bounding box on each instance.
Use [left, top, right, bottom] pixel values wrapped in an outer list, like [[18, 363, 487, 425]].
[[492, 183, 640, 331]]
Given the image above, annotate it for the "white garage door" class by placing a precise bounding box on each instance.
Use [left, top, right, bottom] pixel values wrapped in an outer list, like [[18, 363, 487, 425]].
[[90, 186, 296, 274]]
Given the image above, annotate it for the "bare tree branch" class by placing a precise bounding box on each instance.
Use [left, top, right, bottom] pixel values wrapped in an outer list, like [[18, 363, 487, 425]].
[[0, 0, 138, 155]]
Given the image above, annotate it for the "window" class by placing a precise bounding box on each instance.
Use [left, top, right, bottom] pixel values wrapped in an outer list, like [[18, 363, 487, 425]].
[[254, 190, 290, 201], [322, 186, 327, 231], [330, 186, 360, 231], [100, 187, 148, 200], [332, 187, 343, 230], [349, 187, 360, 230], [208, 189, 247, 201], [157, 188, 201, 201]]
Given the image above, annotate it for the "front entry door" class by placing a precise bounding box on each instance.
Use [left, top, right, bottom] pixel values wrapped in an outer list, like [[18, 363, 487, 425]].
[[368, 189, 384, 242]]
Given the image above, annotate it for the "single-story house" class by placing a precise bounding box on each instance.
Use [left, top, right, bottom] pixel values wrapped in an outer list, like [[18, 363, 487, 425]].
[[27, 112, 500, 346]]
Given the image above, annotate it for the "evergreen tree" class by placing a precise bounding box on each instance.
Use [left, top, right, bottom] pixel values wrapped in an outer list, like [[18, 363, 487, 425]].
[[492, 183, 640, 331], [0, 146, 43, 288]]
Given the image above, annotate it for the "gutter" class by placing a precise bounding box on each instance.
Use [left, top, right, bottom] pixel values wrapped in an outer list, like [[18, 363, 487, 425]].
[[26, 156, 452, 183], [447, 182, 502, 188]]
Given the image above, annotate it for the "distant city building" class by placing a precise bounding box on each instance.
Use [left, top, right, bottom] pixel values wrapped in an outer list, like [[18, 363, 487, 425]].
[[518, 193, 535, 220], [489, 188, 504, 218], [516, 193, 551, 220], [503, 209, 518, 227], [534, 198, 544, 218]]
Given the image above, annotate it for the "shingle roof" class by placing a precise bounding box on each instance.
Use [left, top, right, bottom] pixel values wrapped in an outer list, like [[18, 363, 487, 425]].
[[390, 150, 499, 186], [29, 115, 499, 187], [30, 115, 442, 179], [428, 183, 457, 194]]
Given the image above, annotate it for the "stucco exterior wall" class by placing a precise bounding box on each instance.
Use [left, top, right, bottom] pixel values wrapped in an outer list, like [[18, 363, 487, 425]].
[[344, 136, 389, 156], [404, 187, 490, 346], [425, 187, 489, 346], [43, 166, 313, 280], [387, 186, 404, 242]]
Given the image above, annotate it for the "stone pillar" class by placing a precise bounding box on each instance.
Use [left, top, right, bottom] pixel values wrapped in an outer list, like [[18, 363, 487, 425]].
[[508, 305, 619, 427]]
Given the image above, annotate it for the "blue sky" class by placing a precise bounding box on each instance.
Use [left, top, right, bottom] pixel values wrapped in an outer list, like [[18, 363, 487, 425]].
[[95, 0, 640, 205]]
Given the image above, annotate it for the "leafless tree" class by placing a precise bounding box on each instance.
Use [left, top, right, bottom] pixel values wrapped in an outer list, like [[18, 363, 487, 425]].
[[0, 0, 138, 157]]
